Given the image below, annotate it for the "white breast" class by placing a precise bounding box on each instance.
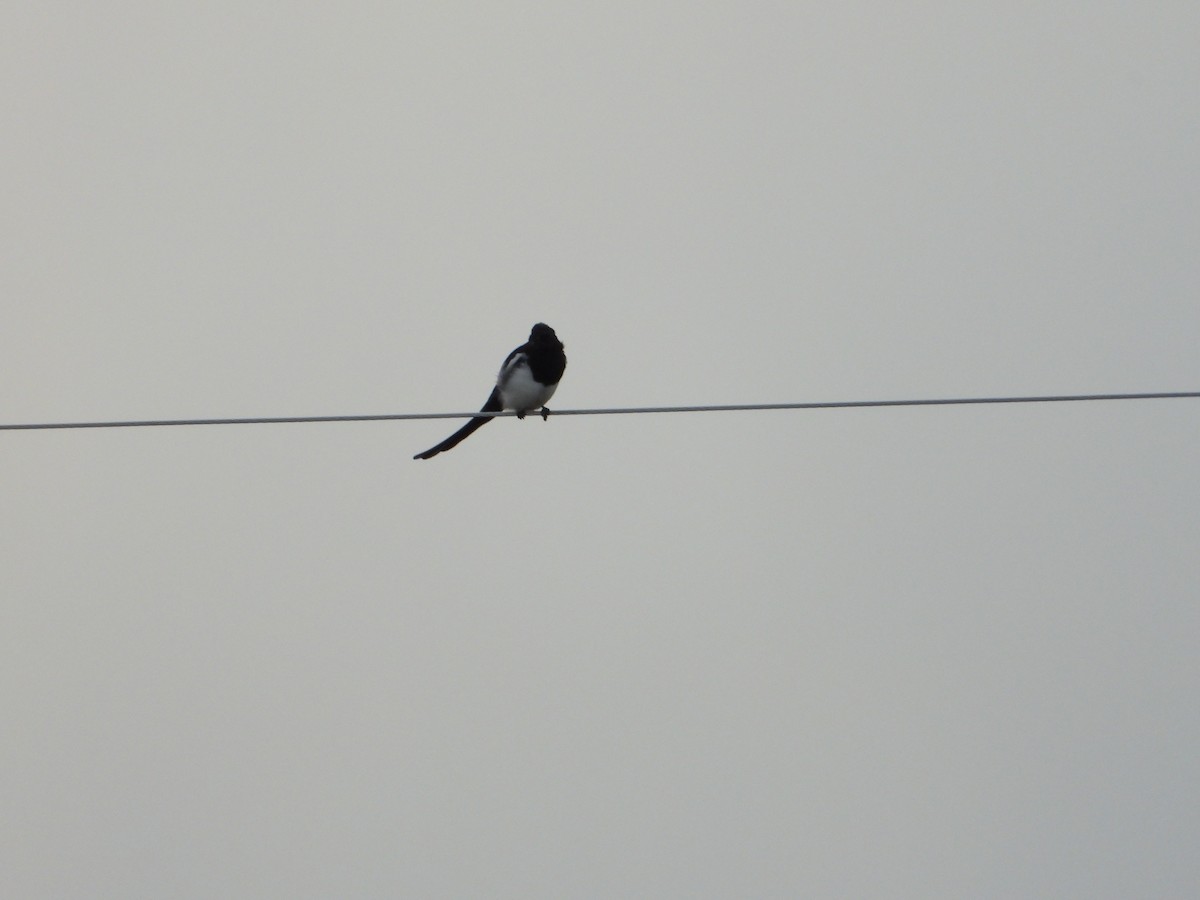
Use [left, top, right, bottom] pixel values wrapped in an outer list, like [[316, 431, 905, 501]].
[[498, 356, 558, 412]]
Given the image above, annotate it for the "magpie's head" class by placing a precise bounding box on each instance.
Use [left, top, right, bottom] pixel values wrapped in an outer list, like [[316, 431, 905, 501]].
[[530, 323, 559, 344]]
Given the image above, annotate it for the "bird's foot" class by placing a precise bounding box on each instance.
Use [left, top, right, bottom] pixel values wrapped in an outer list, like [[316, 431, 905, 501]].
[[516, 410, 527, 420], [540, 407, 551, 421]]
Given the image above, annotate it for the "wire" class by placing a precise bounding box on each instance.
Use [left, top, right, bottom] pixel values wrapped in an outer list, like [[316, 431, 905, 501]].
[[1, 392, 1196, 431]]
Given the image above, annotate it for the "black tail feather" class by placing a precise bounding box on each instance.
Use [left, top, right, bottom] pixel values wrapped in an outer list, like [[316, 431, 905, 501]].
[[413, 389, 502, 459]]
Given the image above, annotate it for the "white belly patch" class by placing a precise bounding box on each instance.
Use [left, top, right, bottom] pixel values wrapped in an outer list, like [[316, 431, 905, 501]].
[[499, 359, 557, 411]]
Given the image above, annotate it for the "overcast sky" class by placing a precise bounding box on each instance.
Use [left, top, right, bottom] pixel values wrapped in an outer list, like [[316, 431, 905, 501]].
[[3, 4, 1199, 897]]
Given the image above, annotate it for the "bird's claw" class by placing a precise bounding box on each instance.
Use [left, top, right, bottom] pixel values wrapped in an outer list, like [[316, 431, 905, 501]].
[[541, 407, 551, 421]]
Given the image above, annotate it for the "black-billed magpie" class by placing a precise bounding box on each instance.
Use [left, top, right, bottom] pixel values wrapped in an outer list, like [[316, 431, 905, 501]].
[[413, 323, 567, 460]]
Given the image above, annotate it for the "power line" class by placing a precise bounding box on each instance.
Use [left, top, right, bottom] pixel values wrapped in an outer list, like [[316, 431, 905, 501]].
[[1, 391, 1197, 431]]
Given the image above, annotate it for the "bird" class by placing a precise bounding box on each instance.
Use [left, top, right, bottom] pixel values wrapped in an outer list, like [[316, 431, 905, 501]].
[[413, 323, 567, 460]]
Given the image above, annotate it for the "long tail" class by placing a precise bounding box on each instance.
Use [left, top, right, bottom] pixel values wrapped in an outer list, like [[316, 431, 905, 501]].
[[413, 389, 502, 459]]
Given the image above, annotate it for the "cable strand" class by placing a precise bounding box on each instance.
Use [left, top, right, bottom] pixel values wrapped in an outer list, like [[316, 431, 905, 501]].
[[1, 392, 1197, 431]]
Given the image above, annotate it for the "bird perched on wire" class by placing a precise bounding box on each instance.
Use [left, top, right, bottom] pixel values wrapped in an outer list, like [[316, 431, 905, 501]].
[[413, 323, 567, 460]]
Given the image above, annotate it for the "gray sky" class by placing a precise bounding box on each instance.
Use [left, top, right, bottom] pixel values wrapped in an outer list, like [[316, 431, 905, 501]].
[[3, 3, 1198, 897]]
